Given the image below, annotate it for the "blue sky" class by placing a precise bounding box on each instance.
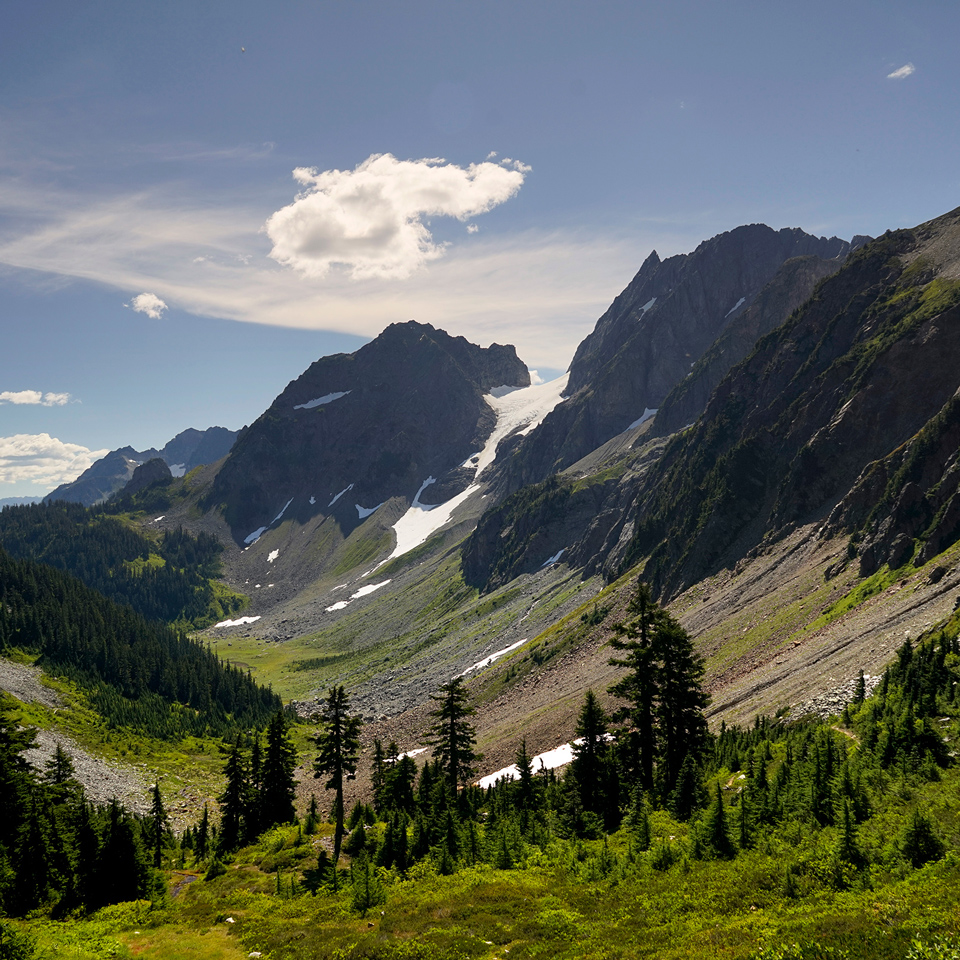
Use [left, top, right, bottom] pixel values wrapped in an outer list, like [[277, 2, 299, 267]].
[[1, 0, 957, 497]]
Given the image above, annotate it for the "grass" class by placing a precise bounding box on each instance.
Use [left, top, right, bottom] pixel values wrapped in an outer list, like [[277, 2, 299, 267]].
[[33, 819, 956, 960]]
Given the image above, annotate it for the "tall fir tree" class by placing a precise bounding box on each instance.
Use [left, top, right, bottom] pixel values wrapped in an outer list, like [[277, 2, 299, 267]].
[[428, 677, 482, 797], [312, 685, 362, 862], [149, 781, 169, 869], [609, 579, 710, 803], [217, 743, 248, 853], [261, 710, 298, 829]]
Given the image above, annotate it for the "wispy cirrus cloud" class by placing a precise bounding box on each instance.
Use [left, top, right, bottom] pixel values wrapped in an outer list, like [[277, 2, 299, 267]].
[[887, 63, 916, 80], [264, 153, 530, 280], [0, 434, 108, 487], [0, 390, 71, 406], [0, 160, 672, 371]]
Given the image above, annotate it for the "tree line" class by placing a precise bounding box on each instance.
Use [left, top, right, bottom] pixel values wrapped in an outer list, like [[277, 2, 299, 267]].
[[0, 545, 280, 738], [0, 699, 167, 917], [205, 579, 957, 908], [0, 501, 245, 628]]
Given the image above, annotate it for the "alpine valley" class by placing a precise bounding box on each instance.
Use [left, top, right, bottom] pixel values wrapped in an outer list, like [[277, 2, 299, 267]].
[[3, 206, 960, 960]]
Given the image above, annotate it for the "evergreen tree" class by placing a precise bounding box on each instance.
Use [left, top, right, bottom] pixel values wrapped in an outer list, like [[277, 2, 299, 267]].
[[217, 743, 248, 853], [836, 798, 861, 865], [312, 685, 362, 862], [668, 753, 706, 821], [514, 739, 536, 811], [572, 690, 609, 813], [149, 781, 169, 869], [608, 579, 709, 803], [900, 807, 945, 868], [195, 803, 210, 861], [384, 754, 417, 815], [304, 796, 319, 835], [428, 677, 482, 796], [702, 782, 735, 859], [261, 710, 298, 829], [371, 740, 386, 813]]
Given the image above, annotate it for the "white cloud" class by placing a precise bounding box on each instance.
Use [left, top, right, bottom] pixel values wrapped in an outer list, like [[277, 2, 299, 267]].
[[126, 292, 168, 318], [0, 434, 109, 488], [466, 224, 479, 234], [0, 174, 691, 372], [264, 153, 528, 280], [0, 390, 70, 406], [887, 63, 915, 80]]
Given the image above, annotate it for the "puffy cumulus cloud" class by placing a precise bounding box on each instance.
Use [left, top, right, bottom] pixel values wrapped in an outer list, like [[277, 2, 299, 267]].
[[0, 390, 70, 406], [0, 434, 109, 488], [126, 292, 168, 318], [264, 153, 528, 280], [887, 63, 915, 80]]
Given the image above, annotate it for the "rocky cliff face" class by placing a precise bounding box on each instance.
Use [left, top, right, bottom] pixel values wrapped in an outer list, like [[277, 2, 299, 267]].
[[493, 225, 854, 491], [121, 458, 173, 498], [45, 427, 237, 506], [207, 321, 530, 537], [462, 210, 960, 598], [617, 208, 960, 597], [650, 253, 855, 437]]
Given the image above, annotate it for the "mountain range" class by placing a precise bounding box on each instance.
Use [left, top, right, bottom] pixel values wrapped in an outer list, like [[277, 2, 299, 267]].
[[13, 204, 960, 774], [45, 426, 238, 506]]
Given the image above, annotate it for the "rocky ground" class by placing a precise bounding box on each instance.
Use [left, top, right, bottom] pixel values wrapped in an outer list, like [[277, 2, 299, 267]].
[[0, 658, 150, 813]]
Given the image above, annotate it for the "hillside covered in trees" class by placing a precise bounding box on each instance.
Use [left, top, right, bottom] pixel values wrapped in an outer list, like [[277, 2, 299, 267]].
[[0, 501, 245, 629], [0, 545, 280, 738]]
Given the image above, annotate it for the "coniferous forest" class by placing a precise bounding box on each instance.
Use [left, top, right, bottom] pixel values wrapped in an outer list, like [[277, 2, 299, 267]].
[[0, 573, 958, 957], [0, 501, 246, 628], [0, 545, 280, 738]]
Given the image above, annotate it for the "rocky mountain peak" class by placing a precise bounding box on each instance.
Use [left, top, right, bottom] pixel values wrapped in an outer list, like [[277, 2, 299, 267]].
[[208, 321, 530, 537], [490, 222, 856, 491]]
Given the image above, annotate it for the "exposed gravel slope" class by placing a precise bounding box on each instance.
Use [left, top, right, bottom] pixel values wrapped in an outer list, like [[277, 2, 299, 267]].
[[0, 658, 150, 813]]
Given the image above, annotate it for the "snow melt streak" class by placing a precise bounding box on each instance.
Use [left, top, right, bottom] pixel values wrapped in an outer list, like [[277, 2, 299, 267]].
[[457, 637, 529, 677]]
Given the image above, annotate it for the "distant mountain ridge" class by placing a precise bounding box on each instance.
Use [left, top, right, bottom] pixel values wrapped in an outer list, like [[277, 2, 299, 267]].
[[45, 426, 238, 506]]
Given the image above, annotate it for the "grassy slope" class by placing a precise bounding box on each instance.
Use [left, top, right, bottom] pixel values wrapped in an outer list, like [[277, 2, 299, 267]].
[[16, 755, 960, 960]]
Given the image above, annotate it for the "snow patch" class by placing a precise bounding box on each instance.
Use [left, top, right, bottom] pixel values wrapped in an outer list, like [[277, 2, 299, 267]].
[[329, 484, 354, 507], [725, 296, 746, 317], [387, 482, 480, 561], [412, 476, 438, 508], [356, 502, 384, 519], [294, 391, 351, 410], [396, 747, 428, 761], [214, 615, 262, 628], [477, 739, 582, 789], [475, 374, 569, 477], [627, 408, 658, 431], [244, 526, 268, 545], [152, 516, 165, 523], [351, 580, 391, 599], [267, 549, 279, 563], [638, 297, 656, 317], [381, 375, 570, 565], [457, 637, 529, 678], [169, 463, 186, 478], [541, 548, 565, 567], [324, 579, 391, 612]]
